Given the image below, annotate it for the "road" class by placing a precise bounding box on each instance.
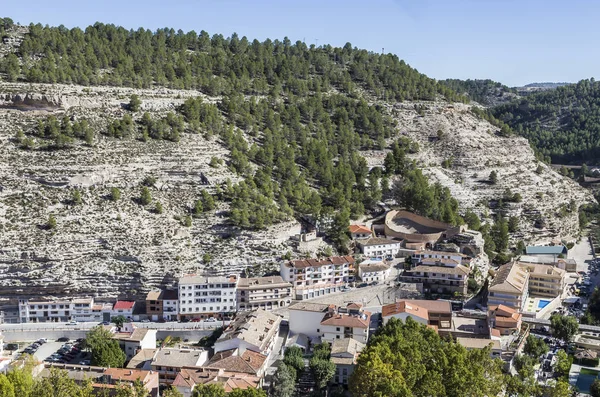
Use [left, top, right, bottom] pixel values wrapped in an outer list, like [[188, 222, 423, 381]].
[[0, 320, 225, 333]]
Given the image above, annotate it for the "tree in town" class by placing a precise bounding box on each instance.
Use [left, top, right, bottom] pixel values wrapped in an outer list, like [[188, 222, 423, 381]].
[[350, 317, 504, 397], [6, 367, 34, 397], [0, 374, 15, 397], [31, 367, 91, 397], [310, 357, 335, 390], [523, 335, 549, 358], [550, 314, 579, 343], [191, 384, 226, 397], [271, 363, 296, 397], [128, 94, 142, 112], [85, 326, 126, 368], [112, 315, 127, 329], [162, 387, 184, 397], [590, 379, 600, 397], [554, 350, 573, 379], [489, 170, 498, 184], [140, 186, 152, 205], [547, 380, 574, 397], [283, 346, 305, 378], [228, 389, 266, 397], [110, 187, 121, 201], [46, 214, 57, 230]]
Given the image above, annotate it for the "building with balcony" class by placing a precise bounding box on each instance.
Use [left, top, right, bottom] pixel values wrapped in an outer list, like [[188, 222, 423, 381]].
[[357, 260, 390, 283], [178, 274, 238, 320], [213, 309, 281, 357], [330, 338, 365, 386], [111, 301, 136, 319], [488, 304, 522, 336], [280, 256, 355, 300], [150, 348, 209, 385], [145, 289, 179, 321], [381, 299, 452, 329], [521, 262, 566, 298], [18, 298, 97, 323], [487, 262, 529, 311], [319, 304, 371, 344], [113, 325, 157, 360], [412, 250, 469, 267], [356, 237, 401, 258], [399, 264, 469, 295], [236, 276, 292, 311]]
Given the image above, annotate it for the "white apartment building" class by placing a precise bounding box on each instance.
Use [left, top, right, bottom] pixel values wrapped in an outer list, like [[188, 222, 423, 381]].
[[412, 250, 468, 267], [280, 256, 355, 300], [19, 298, 97, 323], [356, 237, 401, 259], [236, 276, 292, 311], [357, 260, 391, 283], [178, 274, 238, 320]]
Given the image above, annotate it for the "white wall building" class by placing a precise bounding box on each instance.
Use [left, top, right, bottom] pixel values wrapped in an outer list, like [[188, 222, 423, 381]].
[[110, 301, 136, 319], [236, 276, 292, 311], [358, 260, 391, 283], [178, 274, 238, 320], [213, 309, 281, 357], [280, 256, 355, 300], [348, 225, 373, 240], [319, 304, 370, 344], [357, 237, 401, 259], [288, 302, 332, 340], [412, 250, 467, 268], [113, 326, 157, 360], [19, 298, 97, 323]]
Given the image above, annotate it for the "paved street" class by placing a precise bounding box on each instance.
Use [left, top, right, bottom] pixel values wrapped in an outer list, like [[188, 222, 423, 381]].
[[0, 320, 224, 333], [569, 238, 595, 272]]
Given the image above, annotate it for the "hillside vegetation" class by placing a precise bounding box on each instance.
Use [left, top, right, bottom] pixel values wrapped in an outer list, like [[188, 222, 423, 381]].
[[440, 78, 517, 106], [492, 78, 600, 164]]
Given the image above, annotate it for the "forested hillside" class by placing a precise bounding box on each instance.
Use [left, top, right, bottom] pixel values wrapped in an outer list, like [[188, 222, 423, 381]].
[[440, 78, 516, 106], [492, 78, 600, 164]]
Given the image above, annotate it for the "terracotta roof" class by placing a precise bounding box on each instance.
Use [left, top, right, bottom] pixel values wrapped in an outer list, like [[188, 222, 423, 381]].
[[382, 299, 451, 318], [146, 291, 161, 301], [409, 264, 470, 276], [490, 329, 501, 338], [359, 262, 390, 273], [206, 349, 266, 374], [419, 257, 460, 266], [349, 225, 372, 234], [172, 367, 222, 388], [113, 328, 152, 343], [381, 301, 429, 320], [489, 262, 529, 294], [216, 309, 281, 352], [113, 301, 135, 310], [331, 338, 365, 356], [320, 311, 371, 328], [103, 368, 152, 382], [126, 348, 158, 369], [346, 302, 363, 310], [289, 256, 355, 269], [221, 373, 261, 393]]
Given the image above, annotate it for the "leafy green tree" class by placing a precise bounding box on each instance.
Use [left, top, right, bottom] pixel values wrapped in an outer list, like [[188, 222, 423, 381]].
[[463, 210, 480, 230], [31, 367, 84, 397], [202, 253, 211, 264], [271, 363, 296, 397], [140, 187, 152, 205], [191, 384, 226, 397], [128, 94, 142, 112], [6, 367, 34, 397], [85, 326, 126, 368], [554, 350, 573, 379], [350, 317, 504, 397], [550, 314, 579, 343], [2, 54, 20, 82], [112, 315, 127, 329], [283, 346, 305, 377], [310, 357, 335, 390], [523, 335, 548, 358], [228, 389, 266, 397], [548, 380, 573, 397], [162, 387, 184, 397], [0, 374, 15, 397]]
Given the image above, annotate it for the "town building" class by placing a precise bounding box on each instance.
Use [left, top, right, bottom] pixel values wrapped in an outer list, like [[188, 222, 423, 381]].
[[399, 264, 470, 295], [236, 276, 292, 311], [320, 304, 371, 344], [206, 348, 268, 378], [145, 290, 179, 321], [150, 348, 209, 385], [173, 367, 260, 397], [348, 225, 373, 240], [213, 309, 281, 357], [162, 290, 179, 321], [356, 237, 401, 258], [487, 262, 530, 311], [488, 305, 522, 336], [280, 256, 355, 300], [146, 291, 163, 321], [111, 301, 136, 319], [127, 348, 158, 370], [456, 337, 502, 358], [112, 325, 157, 359], [18, 298, 96, 323], [39, 364, 160, 397], [178, 274, 238, 320], [330, 338, 365, 386], [288, 302, 332, 340], [381, 299, 452, 329], [525, 245, 568, 262], [412, 250, 468, 267], [521, 262, 566, 298], [357, 260, 390, 283]]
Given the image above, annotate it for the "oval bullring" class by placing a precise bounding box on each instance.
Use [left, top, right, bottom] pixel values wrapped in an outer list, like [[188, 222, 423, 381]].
[[384, 210, 464, 249]]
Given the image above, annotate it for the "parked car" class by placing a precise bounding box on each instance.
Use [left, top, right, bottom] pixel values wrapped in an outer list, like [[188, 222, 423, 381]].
[[57, 337, 70, 342], [191, 318, 202, 322], [357, 283, 368, 288], [205, 318, 217, 323], [140, 319, 150, 323], [66, 320, 78, 325], [79, 360, 90, 365], [37, 338, 47, 344]]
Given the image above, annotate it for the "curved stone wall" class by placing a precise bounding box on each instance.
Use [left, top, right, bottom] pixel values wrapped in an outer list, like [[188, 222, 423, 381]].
[[384, 210, 462, 243]]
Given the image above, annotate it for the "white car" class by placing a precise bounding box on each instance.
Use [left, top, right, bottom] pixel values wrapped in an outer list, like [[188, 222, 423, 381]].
[[205, 318, 217, 323], [67, 320, 78, 325]]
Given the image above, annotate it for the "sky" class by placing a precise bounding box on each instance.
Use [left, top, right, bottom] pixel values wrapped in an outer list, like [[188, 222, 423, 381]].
[[2, 0, 598, 87]]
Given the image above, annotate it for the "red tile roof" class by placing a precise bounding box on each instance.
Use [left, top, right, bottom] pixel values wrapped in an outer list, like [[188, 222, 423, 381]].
[[289, 256, 355, 269], [113, 301, 135, 310], [320, 311, 371, 328], [349, 225, 372, 234]]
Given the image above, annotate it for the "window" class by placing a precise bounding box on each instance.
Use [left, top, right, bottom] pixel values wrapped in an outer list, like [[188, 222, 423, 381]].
[[336, 327, 340, 331], [336, 335, 340, 339]]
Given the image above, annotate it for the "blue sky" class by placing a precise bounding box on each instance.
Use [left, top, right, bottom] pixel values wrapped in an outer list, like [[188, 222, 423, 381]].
[[3, 0, 597, 86]]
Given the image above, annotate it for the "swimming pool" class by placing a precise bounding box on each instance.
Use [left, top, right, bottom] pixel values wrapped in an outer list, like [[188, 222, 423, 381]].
[[576, 368, 600, 393], [537, 299, 552, 309]]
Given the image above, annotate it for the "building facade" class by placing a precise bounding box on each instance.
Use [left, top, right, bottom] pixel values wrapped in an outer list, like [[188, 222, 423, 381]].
[[357, 237, 401, 258], [280, 256, 355, 300], [522, 262, 566, 298], [18, 298, 97, 323], [400, 264, 469, 295], [178, 274, 238, 320], [487, 262, 530, 311], [357, 260, 391, 283], [236, 276, 292, 311]]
